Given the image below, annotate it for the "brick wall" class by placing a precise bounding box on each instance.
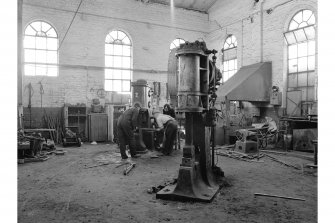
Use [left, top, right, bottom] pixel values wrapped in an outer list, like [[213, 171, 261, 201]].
[[22, 0, 208, 109], [206, 0, 317, 108]]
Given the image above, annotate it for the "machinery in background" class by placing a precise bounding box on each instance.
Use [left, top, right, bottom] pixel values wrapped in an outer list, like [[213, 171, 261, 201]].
[[132, 79, 150, 108], [131, 79, 156, 153], [157, 41, 223, 202], [62, 126, 82, 147]]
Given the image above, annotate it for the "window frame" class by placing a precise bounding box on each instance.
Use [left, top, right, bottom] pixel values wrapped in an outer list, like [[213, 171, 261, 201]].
[[284, 10, 316, 104], [23, 20, 59, 77], [221, 35, 237, 83], [104, 30, 133, 94]]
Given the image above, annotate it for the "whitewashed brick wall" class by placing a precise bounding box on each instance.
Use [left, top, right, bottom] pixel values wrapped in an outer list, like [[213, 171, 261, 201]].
[[22, 0, 208, 108], [206, 0, 317, 107]]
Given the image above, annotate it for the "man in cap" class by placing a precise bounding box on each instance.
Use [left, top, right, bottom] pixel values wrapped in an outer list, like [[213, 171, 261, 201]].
[[152, 110, 178, 155], [117, 106, 141, 159]]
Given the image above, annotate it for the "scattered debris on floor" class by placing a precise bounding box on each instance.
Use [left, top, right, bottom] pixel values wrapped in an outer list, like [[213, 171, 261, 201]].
[[123, 162, 136, 175], [216, 149, 264, 163], [254, 192, 305, 201], [147, 178, 177, 194], [263, 153, 300, 170]]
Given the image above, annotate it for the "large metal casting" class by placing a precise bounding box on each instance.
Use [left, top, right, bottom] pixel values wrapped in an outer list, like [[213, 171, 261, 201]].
[[157, 41, 222, 202]]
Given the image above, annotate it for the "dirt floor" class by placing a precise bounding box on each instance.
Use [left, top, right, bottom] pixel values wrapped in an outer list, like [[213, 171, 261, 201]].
[[18, 143, 317, 223]]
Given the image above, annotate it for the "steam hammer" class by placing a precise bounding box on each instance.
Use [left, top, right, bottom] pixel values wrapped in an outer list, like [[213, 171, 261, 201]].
[[156, 41, 222, 202]]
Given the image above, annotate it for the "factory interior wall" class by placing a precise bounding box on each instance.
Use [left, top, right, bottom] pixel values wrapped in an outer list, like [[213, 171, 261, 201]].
[[21, 0, 208, 128], [205, 0, 317, 122]]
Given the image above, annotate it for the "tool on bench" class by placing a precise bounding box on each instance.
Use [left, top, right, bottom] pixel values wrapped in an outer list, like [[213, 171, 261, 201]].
[[123, 162, 136, 175]]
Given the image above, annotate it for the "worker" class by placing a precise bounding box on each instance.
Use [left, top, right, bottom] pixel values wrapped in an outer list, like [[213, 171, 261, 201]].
[[152, 110, 178, 155], [163, 104, 176, 118], [117, 106, 141, 159]]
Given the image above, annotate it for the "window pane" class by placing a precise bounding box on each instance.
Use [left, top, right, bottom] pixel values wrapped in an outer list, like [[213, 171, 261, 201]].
[[24, 36, 35, 49], [113, 69, 122, 79], [308, 72, 315, 86], [307, 86, 315, 101], [105, 56, 113, 67], [25, 25, 36, 35], [308, 56, 315, 70], [105, 80, 113, 91], [123, 70, 131, 79], [118, 31, 126, 40], [123, 36, 131, 45], [123, 45, 131, 56], [304, 26, 315, 40], [24, 64, 35, 76], [288, 45, 297, 59], [47, 65, 57, 76], [41, 22, 51, 33], [228, 60, 234, 70], [298, 42, 308, 57], [303, 10, 312, 21], [122, 57, 130, 68], [105, 44, 112, 55], [31, 22, 41, 32], [122, 80, 130, 92], [111, 31, 118, 40], [36, 50, 47, 63], [46, 28, 57, 37], [308, 41, 315, 56], [113, 80, 122, 92], [298, 57, 307, 72], [105, 35, 113, 43], [297, 72, 307, 87], [300, 87, 307, 101], [114, 56, 122, 68], [308, 14, 315, 25], [47, 38, 57, 50], [47, 51, 57, 64], [113, 44, 122, 55], [284, 32, 296, 45], [234, 59, 237, 70], [294, 29, 307, 42], [36, 37, 47, 49], [294, 11, 303, 23], [105, 69, 113, 79], [223, 61, 228, 71], [288, 59, 298, 73], [36, 64, 47, 76], [288, 74, 297, 88], [24, 49, 35, 63], [289, 21, 299, 30]]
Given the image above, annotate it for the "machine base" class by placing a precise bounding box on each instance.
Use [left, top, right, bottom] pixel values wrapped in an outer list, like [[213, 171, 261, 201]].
[[156, 163, 220, 203], [156, 184, 219, 202]]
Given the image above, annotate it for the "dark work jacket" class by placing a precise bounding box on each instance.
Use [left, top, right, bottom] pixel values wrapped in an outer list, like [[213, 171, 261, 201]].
[[163, 108, 176, 118], [117, 108, 139, 129]]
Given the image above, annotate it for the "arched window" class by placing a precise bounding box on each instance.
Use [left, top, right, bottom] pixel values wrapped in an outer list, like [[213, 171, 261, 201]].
[[284, 10, 316, 114], [222, 35, 237, 82], [24, 21, 58, 76], [170, 38, 185, 50], [105, 30, 132, 93]]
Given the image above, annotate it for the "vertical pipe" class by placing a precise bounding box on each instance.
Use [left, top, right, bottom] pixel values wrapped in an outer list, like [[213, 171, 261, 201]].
[[260, 0, 264, 62], [18, 0, 23, 105], [18, 0, 23, 128]]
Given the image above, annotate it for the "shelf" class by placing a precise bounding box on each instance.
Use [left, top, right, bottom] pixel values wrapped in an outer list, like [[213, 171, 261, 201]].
[[68, 114, 87, 117]]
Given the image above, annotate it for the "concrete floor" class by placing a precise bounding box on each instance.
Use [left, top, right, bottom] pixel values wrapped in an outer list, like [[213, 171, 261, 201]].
[[18, 143, 317, 223]]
